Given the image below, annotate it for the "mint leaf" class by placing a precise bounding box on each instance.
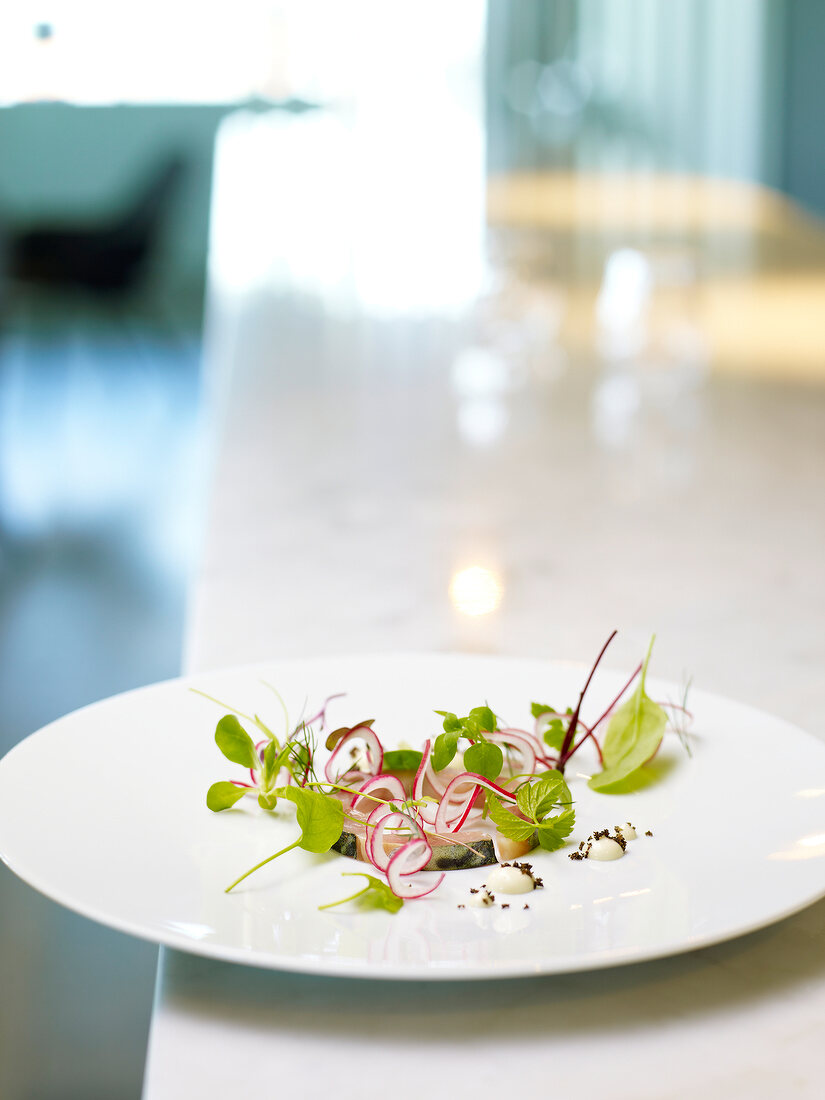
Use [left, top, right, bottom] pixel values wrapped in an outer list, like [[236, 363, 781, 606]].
[[589, 636, 667, 793], [215, 715, 259, 771], [536, 808, 576, 851], [277, 787, 343, 853], [319, 873, 403, 914], [486, 795, 537, 842], [206, 781, 248, 812], [383, 749, 423, 772], [432, 729, 460, 771], [463, 740, 503, 780]]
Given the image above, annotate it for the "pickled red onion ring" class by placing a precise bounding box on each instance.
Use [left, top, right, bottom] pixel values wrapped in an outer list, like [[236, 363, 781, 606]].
[[324, 724, 384, 783], [386, 838, 445, 899], [482, 730, 538, 776], [351, 773, 407, 815], [367, 809, 425, 872], [434, 772, 518, 834]]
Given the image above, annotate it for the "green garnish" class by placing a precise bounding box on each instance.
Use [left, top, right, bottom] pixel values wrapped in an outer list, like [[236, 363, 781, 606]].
[[432, 706, 498, 772], [200, 630, 689, 911], [206, 781, 248, 812], [224, 786, 343, 893], [486, 772, 575, 852], [214, 714, 259, 771], [382, 749, 423, 772], [463, 740, 503, 780], [588, 636, 668, 793], [319, 873, 403, 914]]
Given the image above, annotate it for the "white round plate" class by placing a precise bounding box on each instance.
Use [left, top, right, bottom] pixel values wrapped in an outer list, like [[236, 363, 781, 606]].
[[1, 653, 824, 980]]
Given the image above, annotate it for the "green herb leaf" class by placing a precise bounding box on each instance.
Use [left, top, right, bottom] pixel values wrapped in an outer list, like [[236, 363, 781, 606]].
[[589, 636, 668, 793], [536, 808, 576, 851], [485, 795, 537, 842], [262, 739, 293, 791], [542, 718, 567, 752], [214, 715, 259, 771], [206, 781, 248, 812], [530, 702, 554, 719], [277, 787, 343, 853], [318, 873, 403, 914], [467, 705, 496, 734], [434, 710, 463, 732], [516, 773, 571, 821], [463, 740, 503, 781], [432, 729, 460, 771], [257, 791, 278, 810], [383, 749, 424, 773], [536, 773, 572, 816]]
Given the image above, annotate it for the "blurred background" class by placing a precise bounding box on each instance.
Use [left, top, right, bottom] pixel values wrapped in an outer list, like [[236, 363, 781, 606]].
[[1, 2, 824, 1097]]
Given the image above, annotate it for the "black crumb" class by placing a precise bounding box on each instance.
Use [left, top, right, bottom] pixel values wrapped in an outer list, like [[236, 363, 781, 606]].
[[645, 830, 653, 837], [523, 904, 530, 910], [470, 888, 478, 894], [501, 904, 510, 910], [457, 904, 465, 909]]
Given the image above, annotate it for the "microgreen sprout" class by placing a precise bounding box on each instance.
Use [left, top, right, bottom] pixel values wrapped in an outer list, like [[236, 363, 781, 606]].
[[319, 873, 403, 914]]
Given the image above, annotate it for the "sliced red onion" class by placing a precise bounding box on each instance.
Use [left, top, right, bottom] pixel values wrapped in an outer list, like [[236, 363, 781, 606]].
[[386, 838, 445, 899], [351, 773, 407, 814], [367, 809, 425, 872], [451, 786, 482, 832], [364, 803, 388, 866], [324, 724, 384, 783], [483, 730, 538, 776], [411, 739, 432, 801], [434, 772, 518, 834], [410, 739, 440, 825]]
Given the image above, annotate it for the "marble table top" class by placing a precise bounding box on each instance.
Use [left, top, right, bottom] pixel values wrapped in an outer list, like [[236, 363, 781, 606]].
[[143, 111, 825, 1098]]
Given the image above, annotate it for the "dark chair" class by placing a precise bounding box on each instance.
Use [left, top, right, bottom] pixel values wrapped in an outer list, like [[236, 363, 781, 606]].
[[9, 155, 186, 296]]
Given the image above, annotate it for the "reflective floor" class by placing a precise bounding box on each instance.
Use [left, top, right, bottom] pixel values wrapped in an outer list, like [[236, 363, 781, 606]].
[[0, 288, 203, 1099]]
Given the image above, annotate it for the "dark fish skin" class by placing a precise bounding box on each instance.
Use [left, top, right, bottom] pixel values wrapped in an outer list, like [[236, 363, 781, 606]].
[[331, 831, 360, 861], [331, 829, 538, 871]]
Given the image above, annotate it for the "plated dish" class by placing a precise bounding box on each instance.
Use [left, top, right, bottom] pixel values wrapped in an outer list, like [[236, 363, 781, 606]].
[[1, 652, 824, 980]]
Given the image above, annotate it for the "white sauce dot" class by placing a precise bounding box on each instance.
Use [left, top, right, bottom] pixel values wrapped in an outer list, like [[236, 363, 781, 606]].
[[617, 822, 637, 841], [486, 864, 535, 895], [587, 837, 625, 861], [469, 887, 494, 908]]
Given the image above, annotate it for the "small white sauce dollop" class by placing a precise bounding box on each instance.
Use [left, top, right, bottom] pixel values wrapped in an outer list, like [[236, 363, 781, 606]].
[[617, 822, 637, 841], [587, 837, 625, 861], [486, 864, 536, 895], [469, 887, 494, 908]]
